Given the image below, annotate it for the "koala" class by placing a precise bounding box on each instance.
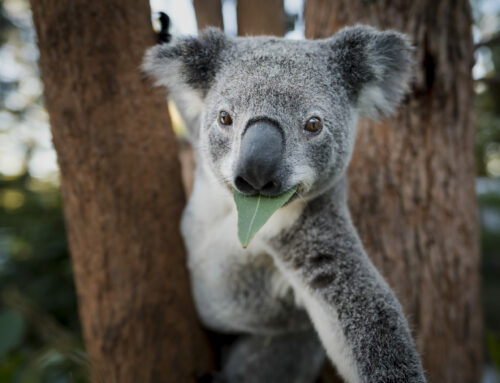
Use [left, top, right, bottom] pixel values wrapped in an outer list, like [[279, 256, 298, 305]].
[[143, 25, 427, 383]]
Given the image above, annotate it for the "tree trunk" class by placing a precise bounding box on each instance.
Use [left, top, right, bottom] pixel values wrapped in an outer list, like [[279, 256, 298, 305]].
[[237, 0, 285, 36], [30, 1, 214, 382], [304, 1, 481, 383], [194, 0, 224, 30]]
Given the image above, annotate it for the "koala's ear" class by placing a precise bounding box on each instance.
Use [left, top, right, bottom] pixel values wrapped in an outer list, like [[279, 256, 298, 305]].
[[328, 25, 414, 120], [142, 28, 228, 126]]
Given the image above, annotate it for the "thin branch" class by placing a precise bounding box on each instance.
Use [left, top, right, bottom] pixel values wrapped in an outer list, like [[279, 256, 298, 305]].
[[475, 76, 500, 85], [475, 32, 500, 48]]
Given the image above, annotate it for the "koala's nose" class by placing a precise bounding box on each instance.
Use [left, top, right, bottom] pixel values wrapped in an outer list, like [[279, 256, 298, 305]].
[[234, 120, 283, 196]]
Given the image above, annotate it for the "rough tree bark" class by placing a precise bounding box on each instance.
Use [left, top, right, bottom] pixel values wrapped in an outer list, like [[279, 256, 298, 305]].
[[237, 0, 285, 36], [194, 0, 224, 30], [304, 1, 481, 383], [30, 1, 213, 382]]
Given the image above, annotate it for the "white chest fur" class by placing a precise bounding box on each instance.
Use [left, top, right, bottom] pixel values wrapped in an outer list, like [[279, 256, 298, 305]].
[[180, 163, 306, 331]]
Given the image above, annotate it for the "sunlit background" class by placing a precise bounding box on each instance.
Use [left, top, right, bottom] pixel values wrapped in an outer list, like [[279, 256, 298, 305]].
[[0, 0, 499, 381]]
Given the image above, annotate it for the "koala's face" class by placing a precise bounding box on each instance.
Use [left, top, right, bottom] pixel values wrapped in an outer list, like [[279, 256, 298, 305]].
[[144, 27, 413, 199], [201, 40, 356, 198]]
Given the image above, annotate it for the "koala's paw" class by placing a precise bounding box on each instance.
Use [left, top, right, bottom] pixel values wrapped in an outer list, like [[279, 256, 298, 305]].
[[195, 371, 227, 383]]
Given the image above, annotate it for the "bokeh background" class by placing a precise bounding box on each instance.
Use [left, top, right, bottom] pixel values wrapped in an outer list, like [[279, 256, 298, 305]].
[[0, 0, 499, 381]]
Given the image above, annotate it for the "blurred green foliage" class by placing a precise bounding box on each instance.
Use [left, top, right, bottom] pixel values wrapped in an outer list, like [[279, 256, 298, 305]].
[[474, 4, 500, 376], [0, 168, 89, 382], [488, 333, 500, 372], [475, 44, 500, 177], [474, 3, 500, 177], [479, 189, 500, 372]]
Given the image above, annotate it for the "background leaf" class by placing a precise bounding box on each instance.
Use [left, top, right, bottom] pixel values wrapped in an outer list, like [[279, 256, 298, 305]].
[[0, 309, 25, 360]]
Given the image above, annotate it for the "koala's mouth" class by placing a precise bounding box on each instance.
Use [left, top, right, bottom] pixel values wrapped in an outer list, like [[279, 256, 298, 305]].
[[283, 185, 310, 206], [224, 179, 303, 206]]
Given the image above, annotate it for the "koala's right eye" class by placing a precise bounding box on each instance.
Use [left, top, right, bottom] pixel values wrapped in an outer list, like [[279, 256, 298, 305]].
[[219, 111, 233, 126]]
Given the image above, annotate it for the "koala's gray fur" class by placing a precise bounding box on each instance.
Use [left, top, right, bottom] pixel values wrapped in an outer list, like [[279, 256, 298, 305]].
[[143, 25, 426, 383]]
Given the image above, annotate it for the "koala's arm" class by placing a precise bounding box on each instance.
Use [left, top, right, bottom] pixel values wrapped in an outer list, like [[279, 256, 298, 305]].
[[269, 194, 426, 383]]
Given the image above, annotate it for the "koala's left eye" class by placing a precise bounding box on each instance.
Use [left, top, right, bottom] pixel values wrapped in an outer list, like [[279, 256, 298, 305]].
[[304, 117, 322, 134], [219, 111, 233, 126]]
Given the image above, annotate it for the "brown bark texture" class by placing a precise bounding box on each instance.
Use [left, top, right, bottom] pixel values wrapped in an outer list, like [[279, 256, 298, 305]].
[[30, 1, 214, 382], [194, 0, 224, 30], [237, 0, 285, 36], [304, 1, 481, 383]]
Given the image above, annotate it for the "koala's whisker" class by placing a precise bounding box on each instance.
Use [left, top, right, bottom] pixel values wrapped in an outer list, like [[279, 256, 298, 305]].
[[294, 190, 308, 204]]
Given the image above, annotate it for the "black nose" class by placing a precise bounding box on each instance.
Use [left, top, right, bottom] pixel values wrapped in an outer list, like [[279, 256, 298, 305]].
[[234, 120, 283, 196]]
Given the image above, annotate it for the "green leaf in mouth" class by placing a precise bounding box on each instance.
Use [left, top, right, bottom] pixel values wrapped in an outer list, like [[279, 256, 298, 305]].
[[233, 186, 298, 248]]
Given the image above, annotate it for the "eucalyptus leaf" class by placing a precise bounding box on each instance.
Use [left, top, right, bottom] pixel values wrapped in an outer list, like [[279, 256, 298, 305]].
[[234, 186, 297, 248]]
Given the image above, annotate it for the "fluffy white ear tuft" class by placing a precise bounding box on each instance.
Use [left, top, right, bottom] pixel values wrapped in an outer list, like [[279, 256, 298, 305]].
[[142, 28, 228, 136], [329, 25, 414, 120]]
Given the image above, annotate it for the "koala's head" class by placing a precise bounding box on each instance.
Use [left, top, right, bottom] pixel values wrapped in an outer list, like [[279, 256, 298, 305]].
[[143, 25, 413, 199]]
